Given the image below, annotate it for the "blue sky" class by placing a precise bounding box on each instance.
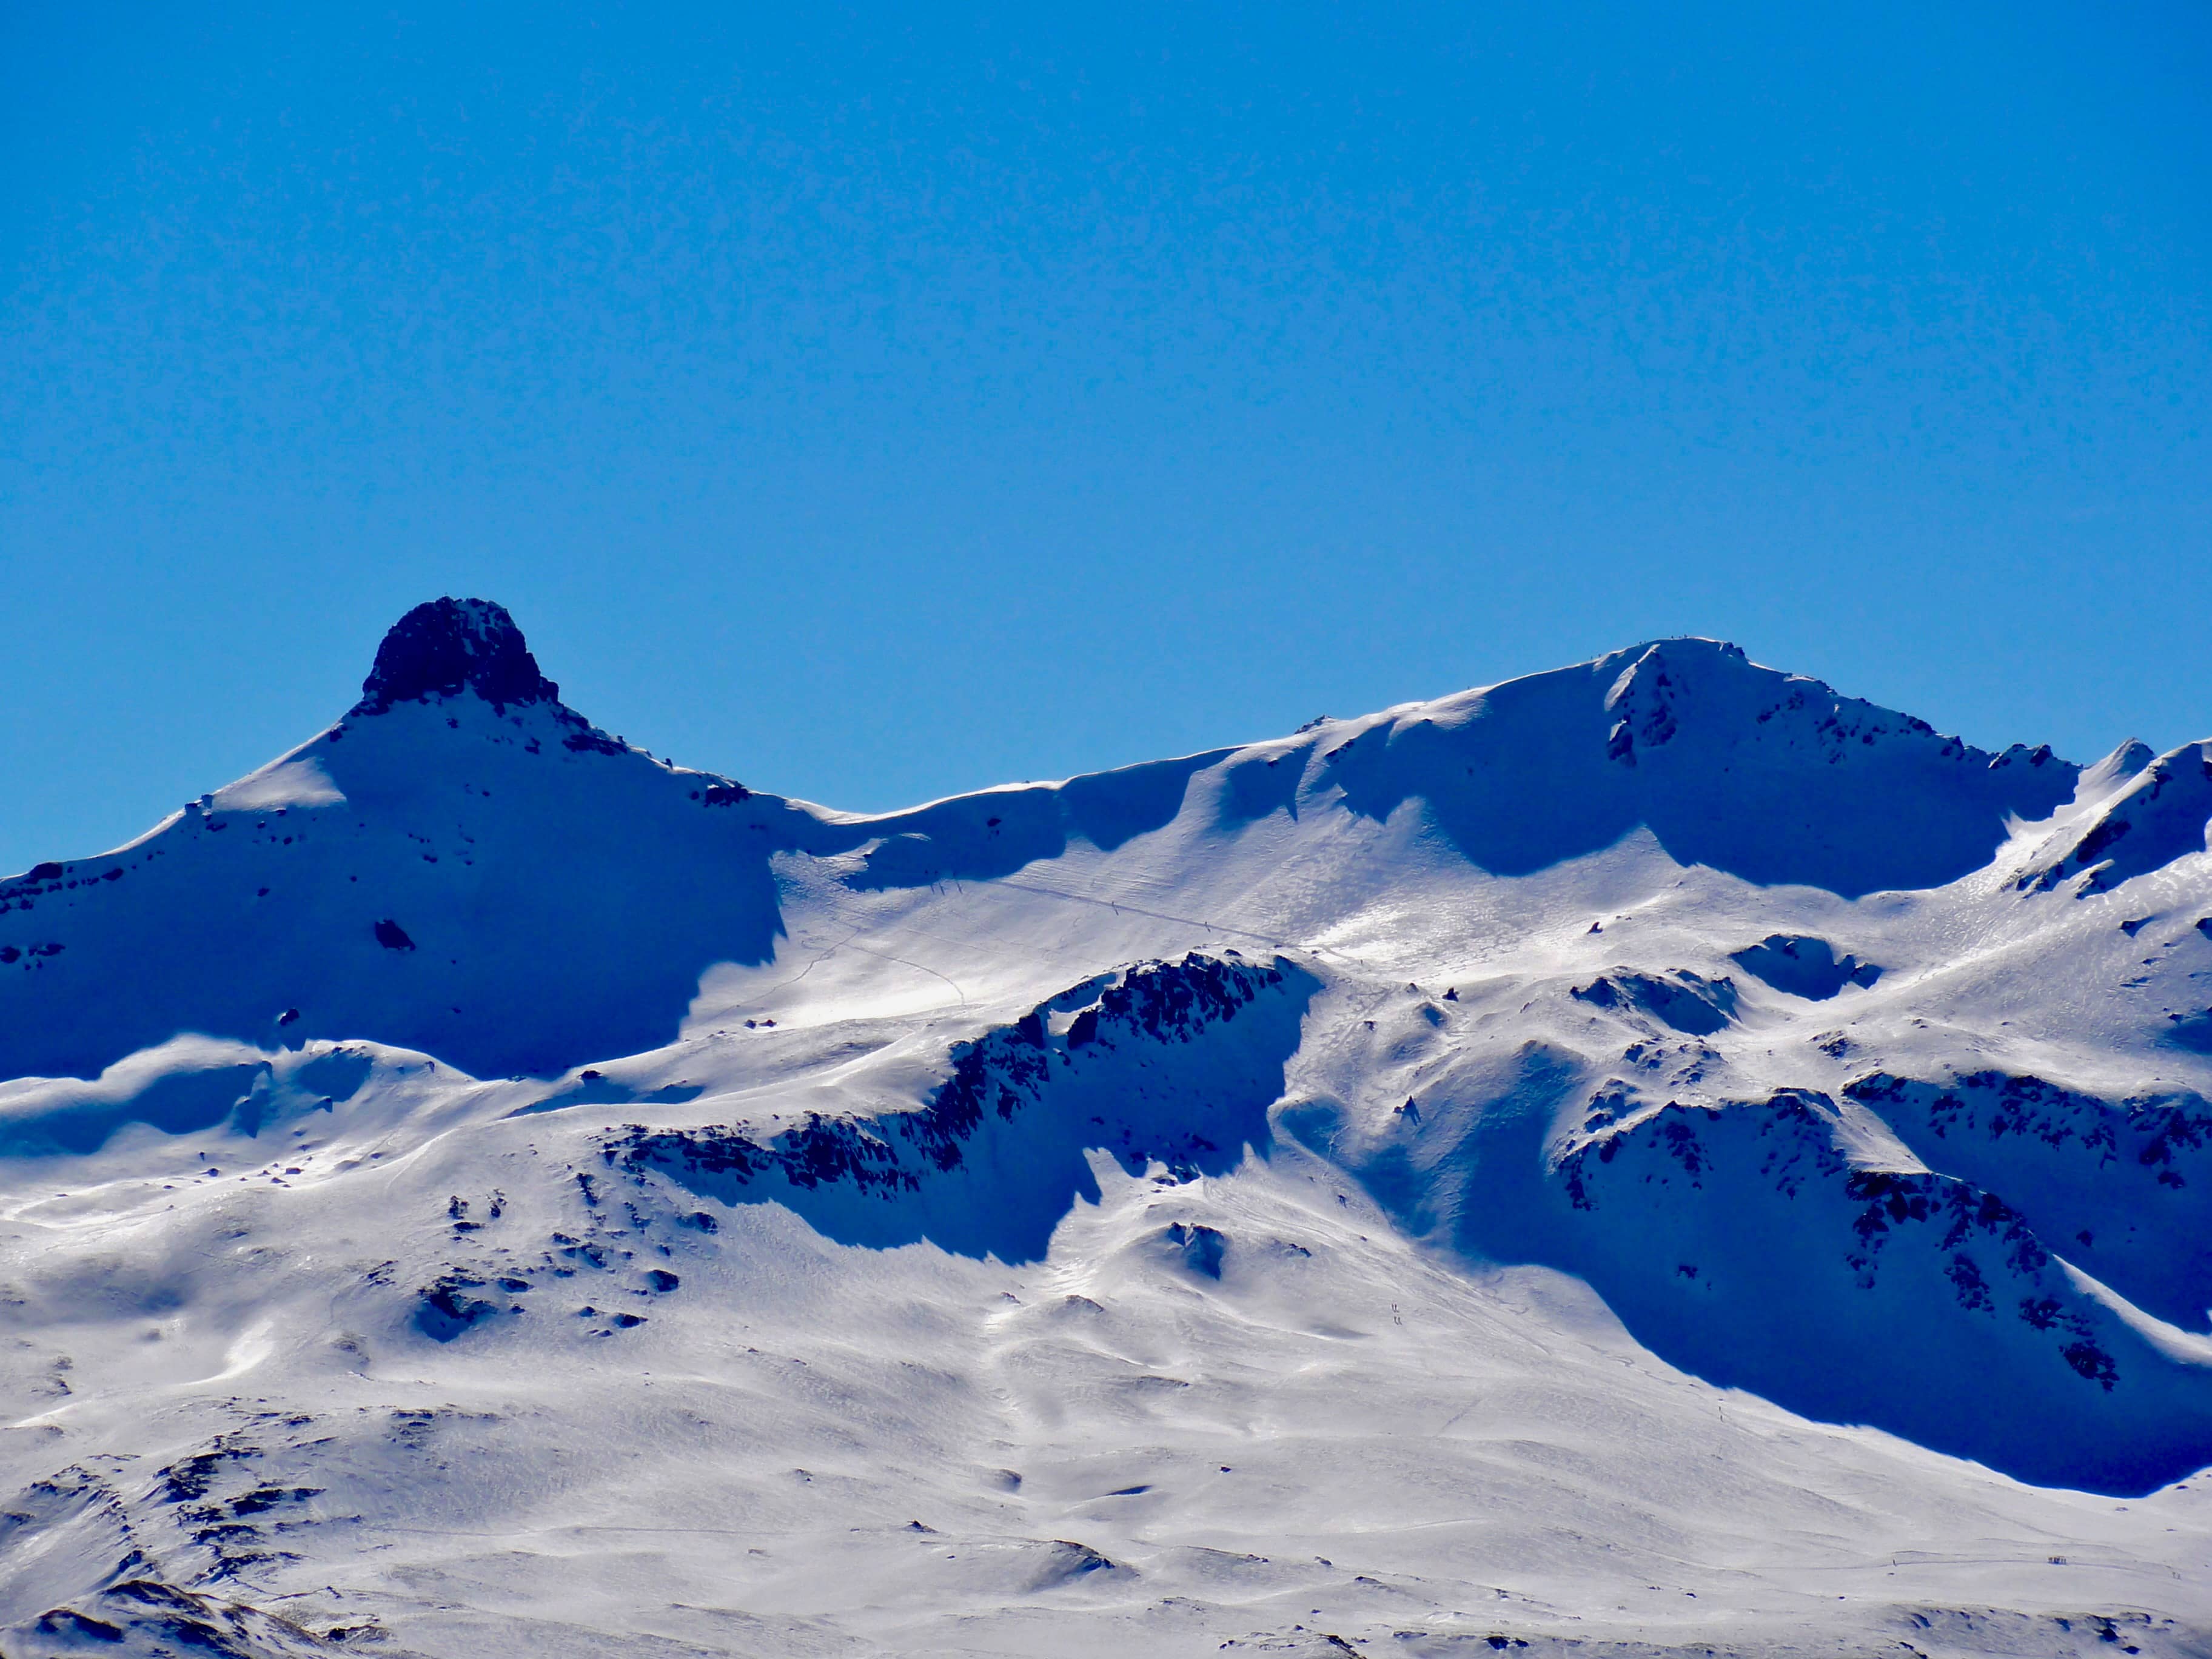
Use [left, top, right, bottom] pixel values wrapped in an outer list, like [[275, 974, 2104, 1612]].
[[2, 2, 2207, 874]]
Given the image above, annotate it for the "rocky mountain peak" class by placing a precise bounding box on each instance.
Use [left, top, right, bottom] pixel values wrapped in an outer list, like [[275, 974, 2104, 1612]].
[[354, 597, 560, 716]]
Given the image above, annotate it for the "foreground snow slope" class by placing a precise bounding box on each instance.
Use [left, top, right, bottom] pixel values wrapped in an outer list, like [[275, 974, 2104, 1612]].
[[4, 599, 2211, 1657]]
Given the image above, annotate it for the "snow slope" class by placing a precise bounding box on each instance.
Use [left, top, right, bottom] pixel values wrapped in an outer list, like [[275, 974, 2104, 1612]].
[[4, 600, 2211, 1657]]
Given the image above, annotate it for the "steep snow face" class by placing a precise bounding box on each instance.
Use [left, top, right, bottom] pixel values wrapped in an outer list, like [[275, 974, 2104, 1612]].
[[5, 602, 2212, 1657], [2020, 740, 2212, 894], [1300, 637, 2077, 898], [0, 688, 786, 1082]]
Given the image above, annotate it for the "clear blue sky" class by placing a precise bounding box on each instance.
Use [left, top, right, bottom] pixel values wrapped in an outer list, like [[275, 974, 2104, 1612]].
[[3, 2, 2207, 875]]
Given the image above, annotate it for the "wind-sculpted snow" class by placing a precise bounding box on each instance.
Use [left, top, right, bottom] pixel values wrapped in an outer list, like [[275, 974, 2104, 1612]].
[[1728, 933, 1883, 999], [13, 602, 2212, 1654], [839, 752, 1227, 891], [0, 1042, 376, 1158], [610, 952, 1313, 1262]]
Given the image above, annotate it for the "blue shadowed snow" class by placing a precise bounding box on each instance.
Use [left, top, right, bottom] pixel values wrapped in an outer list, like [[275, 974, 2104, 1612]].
[[11, 600, 2212, 1530], [0, 611, 2082, 1082]]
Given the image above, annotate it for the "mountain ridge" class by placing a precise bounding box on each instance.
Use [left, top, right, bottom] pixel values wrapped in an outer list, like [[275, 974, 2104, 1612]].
[[0, 605, 2103, 1082], [5, 599, 2212, 1656]]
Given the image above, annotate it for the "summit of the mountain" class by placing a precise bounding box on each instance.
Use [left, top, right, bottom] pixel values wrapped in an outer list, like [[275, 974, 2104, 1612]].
[[352, 596, 561, 717], [1304, 634, 2079, 896]]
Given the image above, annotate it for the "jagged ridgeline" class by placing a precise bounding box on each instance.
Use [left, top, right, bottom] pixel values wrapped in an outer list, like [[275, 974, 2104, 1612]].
[[611, 953, 1314, 1261], [8, 599, 2212, 1655]]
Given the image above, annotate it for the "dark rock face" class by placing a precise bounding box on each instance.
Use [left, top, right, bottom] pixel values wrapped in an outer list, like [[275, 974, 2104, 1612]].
[[1843, 1068, 2212, 1332], [353, 598, 558, 716], [414, 1273, 500, 1341], [1572, 968, 1738, 1034]]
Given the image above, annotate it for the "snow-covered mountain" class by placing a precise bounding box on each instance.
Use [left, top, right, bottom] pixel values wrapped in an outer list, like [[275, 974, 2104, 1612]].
[[5, 599, 2212, 1658]]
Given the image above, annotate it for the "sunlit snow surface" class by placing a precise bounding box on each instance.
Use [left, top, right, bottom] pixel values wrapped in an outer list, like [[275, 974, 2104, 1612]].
[[4, 611, 2212, 1657]]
